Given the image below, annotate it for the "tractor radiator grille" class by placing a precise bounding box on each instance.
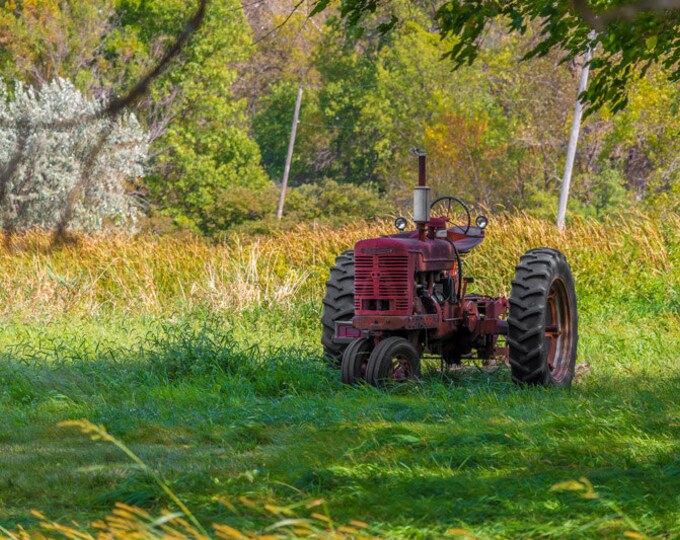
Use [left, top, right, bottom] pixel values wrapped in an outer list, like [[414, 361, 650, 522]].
[[355, 255, 410, 313], [354, 256, 374, 298]]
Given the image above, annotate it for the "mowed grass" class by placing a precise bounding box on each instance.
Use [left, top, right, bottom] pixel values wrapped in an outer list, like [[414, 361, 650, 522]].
[[0, 213, 678, 538]]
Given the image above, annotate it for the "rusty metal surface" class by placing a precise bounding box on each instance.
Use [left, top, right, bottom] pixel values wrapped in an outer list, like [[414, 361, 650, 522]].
[[353, 313, 448, 331]]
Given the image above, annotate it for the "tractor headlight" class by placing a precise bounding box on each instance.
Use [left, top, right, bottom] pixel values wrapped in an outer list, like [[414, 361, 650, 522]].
[[395, 217, 408, 231], [475, 215, 489, 229]]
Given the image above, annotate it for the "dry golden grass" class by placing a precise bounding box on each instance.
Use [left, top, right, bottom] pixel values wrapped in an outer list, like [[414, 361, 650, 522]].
[[0, 212, 676, 320]]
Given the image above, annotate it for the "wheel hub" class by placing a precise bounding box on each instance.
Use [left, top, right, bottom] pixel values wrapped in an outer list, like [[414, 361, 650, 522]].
[[545, 277, 573, 383]]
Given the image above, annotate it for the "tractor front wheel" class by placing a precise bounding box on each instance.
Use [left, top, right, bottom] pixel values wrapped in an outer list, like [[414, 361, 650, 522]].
[[341, 338, 372, 385], [366, 337, 420, 387], [508, 248, 578, 387], [321, 250, 355, 365]]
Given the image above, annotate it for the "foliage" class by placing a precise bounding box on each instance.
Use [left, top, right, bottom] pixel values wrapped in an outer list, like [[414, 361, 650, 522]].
[[0, 78, 148, 232], [253, 12, 573, 210], [284, 179, 388, 221], [311, 0, 680, 113], [2, 0, 680, 232], [145, 180, 388, 234], [0, 0, 117, 87], [252, 80, 326, 184], [0, 0, 272, 234], [248, 4, 680, 220], [119, 0, 271, 234], [0, 213, 677, 537]]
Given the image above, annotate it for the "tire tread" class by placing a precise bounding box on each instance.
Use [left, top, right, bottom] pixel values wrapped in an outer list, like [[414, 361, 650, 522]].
[[321, 250, 355, 363]]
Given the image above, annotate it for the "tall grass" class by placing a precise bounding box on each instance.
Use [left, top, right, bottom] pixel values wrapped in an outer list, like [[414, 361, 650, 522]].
[[0, 212, 678, 539], [0, 212, 677, 319]]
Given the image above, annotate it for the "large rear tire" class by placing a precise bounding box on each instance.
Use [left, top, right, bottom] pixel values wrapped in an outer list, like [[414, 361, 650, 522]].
[[321, 250, 355, 364], [508, 248, 578, 387]]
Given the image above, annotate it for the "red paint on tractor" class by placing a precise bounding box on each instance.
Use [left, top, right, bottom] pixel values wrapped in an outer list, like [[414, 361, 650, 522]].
[[351, 226, 509, 354]]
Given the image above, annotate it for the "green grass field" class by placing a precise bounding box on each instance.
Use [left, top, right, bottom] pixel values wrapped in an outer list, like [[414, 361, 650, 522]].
[[0, 215, 678, 539]]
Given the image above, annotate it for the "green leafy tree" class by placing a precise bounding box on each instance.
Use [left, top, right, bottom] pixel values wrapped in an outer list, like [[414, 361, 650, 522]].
[[115, 0, 271, 234], [0, 0, 117, 87], [311, 0, 680, 113], [252, 80, 326, 185], [255, 10, 577, 211]]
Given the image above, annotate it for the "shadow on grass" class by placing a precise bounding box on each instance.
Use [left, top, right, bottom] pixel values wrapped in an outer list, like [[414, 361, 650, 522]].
[[261, 368, 679, 537], [0, 319, 678, 537]]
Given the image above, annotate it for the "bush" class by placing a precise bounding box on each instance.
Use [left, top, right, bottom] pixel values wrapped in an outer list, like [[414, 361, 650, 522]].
[[284, 179, 389, 222], [0, 78, 148, 232], [201, 186, 279, 233], [179, 180, 390, 235]]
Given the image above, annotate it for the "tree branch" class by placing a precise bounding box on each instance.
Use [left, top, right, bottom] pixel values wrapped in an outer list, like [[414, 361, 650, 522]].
[[0, 0, 207, 131]]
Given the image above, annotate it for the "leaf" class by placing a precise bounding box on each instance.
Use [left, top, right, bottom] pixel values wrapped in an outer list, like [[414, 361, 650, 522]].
[[551, 479, 586, 492], [309, 0, 331, 16], [645, 36, 657, 51]]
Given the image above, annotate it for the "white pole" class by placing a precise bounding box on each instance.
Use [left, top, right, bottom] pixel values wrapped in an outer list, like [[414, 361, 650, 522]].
[[556, 36, 595, 230], [277, 87, 303, 221]]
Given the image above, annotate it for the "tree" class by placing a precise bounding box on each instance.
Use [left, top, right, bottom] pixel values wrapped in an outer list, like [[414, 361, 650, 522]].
[[115, 0, 271, 234], [0, 0, 117, 87], [135, 0, 271, 234], [311, 0, 680, 113], [250, 6, 581, 210], [0, 0, 271, 235]]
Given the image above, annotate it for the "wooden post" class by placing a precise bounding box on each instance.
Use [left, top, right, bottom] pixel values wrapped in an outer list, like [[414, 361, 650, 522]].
[[277, 87, 303, 221], [556, 36, 594, 231]]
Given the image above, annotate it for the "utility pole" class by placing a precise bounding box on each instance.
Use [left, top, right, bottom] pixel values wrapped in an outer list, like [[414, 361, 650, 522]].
[[277, 87, 303, 221], [556, 35, 595, 231]]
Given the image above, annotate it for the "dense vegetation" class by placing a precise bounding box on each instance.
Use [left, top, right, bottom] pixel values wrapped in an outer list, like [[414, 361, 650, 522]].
[[0, 1, 678, 538], [0, 215, 678, 538], [0, 78, 148, 232], [0, 1, 679, 234], [313, 0, 680, 113]]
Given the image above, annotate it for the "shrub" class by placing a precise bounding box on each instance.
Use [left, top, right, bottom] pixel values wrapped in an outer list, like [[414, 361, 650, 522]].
[[284, 179, 389, 222], [180, 180, 389, 235], [0, 78, 149, 232], [202, 186, 279, 232]]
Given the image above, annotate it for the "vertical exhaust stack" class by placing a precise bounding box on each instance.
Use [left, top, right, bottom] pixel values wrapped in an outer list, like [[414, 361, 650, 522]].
[[411, 149, 430, 240]]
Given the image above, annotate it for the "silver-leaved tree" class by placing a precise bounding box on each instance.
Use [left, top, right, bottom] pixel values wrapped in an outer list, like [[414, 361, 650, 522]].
[[0, 78, 149, 233]]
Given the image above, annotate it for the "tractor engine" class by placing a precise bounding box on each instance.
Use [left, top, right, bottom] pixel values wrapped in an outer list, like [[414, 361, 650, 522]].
[[353, 236, 457, 323]]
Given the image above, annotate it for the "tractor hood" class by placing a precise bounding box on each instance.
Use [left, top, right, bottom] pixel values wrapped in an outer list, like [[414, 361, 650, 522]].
[[388, 226, 486, 254], [354, 236, 456, 273]]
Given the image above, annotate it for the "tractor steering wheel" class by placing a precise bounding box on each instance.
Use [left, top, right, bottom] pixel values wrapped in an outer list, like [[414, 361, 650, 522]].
[[430, 196, 471, 234]]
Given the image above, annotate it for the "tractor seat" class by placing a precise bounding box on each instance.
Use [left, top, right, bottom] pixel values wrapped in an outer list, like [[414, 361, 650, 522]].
[[448, 225, 485, 254]]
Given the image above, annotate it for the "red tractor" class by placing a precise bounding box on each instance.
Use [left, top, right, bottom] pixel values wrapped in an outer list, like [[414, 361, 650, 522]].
[[322, 151, 578, 387]]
